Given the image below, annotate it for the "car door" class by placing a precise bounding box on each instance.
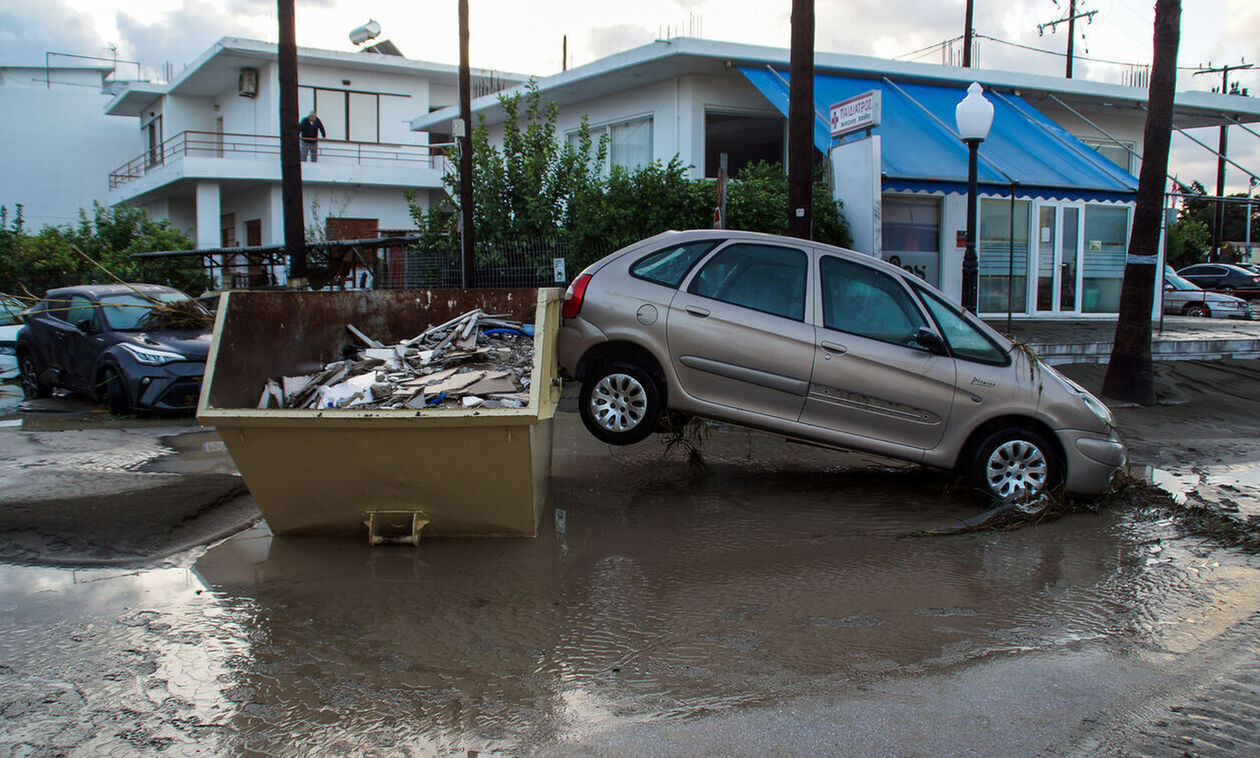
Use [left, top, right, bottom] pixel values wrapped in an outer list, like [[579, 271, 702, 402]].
[[798, 255, 957, 452], [1182, 265, 1224, 290], [56, 295, 104, 394], [666, 241, 815, 422]]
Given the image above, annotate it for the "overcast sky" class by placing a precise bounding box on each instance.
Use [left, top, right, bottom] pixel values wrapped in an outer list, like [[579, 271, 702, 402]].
[[4, 0, 1258, 193]]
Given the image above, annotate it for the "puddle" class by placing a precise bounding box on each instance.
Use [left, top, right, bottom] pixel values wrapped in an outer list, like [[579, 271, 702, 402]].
[[3, 413, 1258, 753]]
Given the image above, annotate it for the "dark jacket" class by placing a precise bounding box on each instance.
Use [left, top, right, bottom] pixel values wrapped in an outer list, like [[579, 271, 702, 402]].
[[299, 116, 326, 140]]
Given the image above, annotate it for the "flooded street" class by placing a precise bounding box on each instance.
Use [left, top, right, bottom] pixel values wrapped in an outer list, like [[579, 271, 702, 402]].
[[2, 370, 1260, 754]]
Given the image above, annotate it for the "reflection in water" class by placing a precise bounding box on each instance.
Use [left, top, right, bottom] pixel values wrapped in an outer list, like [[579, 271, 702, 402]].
[[1, 436, 1257, 753]]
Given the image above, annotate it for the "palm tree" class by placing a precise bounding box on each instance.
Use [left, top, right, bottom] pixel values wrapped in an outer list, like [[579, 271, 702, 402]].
[[1101, 0, 1181, 405]]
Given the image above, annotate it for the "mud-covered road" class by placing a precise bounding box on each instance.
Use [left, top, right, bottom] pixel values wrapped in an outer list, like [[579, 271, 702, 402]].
[[0, 362, 1258, 755]]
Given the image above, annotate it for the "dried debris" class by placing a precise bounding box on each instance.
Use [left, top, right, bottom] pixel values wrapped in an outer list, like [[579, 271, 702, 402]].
[[257, 309, 534, 411]]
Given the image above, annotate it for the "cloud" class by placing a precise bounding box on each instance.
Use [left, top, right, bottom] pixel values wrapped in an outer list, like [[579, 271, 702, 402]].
[[113, 0, 277, 79], [0, 0, 109, 66], [583, 24, 657, 60]]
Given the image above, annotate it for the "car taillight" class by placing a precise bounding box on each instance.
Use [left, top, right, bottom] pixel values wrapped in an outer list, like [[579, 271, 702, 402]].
[[562, 274, 592, 319], [1252, 276, 1260, 285]]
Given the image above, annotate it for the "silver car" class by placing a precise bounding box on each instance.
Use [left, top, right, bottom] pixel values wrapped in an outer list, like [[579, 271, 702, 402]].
[[558, 230, 1125, 503], [1162, 266, 1251, 319]]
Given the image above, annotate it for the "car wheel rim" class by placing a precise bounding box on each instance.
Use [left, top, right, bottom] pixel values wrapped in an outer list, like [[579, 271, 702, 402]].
[[590, 373, 648, 433], [985, 439, 1049, 502]]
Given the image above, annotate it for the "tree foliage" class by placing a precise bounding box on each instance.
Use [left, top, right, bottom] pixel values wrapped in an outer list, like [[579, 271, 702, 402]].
[[1176, 180, 1259, 262], [0, 202, 202, 297], [408, 83, 851, 275]]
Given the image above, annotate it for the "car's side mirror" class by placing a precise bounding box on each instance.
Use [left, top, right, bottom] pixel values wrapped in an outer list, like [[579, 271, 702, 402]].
[[914, 327, 948, 355]]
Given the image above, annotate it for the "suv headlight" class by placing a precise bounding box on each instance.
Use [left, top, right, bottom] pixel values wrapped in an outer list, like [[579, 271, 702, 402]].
[[120, 343, 186, 365]]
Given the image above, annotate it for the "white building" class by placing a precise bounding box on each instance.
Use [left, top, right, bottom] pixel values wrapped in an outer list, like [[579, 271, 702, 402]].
[[103, 37, 524, 285], [0, 62, 138, 228], [411, 37, 1260, 319]]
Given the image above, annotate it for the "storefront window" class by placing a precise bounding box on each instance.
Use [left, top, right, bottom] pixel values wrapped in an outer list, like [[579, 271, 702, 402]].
[[978, 199, 1029, 314], [881, 195, 941, 286], [1082, 205, 1129, 313]]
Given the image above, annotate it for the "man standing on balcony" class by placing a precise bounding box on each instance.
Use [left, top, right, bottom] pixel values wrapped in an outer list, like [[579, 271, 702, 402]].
[[298, 110, 326, 162]]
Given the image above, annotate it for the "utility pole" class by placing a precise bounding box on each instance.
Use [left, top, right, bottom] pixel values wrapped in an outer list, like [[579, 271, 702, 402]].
[[1037, 0, 1097, 79], [277, 0, 305, 285], [786, 0, 814, 239], [962, 0, 974, 67], [457, 0, 476, 288], [1194, 61, 1254, 260]]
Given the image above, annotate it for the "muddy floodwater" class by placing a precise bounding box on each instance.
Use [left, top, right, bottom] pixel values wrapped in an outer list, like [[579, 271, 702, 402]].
[[2, 384, 1260, 754]]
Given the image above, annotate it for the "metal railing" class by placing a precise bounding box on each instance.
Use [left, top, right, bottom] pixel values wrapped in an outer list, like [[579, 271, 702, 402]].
[[109, 130, 450, 189]]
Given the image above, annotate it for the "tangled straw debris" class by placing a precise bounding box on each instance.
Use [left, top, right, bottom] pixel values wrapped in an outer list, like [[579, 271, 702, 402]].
[[258, 308, 534, 411]]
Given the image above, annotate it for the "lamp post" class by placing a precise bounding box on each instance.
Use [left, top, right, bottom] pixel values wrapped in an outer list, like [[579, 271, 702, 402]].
[[955, 82, 993, 312]]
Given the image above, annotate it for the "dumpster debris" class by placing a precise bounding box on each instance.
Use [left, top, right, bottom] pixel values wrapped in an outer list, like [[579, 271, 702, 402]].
[[258, 308, 534, 410]]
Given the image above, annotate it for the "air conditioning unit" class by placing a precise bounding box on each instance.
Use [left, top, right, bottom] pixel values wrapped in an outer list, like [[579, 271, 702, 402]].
[[238, 68, 258, 98]]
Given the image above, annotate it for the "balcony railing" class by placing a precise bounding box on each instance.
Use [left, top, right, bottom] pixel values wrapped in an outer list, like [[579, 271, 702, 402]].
[[109, 130, 450, 189]]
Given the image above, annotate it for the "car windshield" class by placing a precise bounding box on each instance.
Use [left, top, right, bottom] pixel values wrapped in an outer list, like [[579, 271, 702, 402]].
[[99, 291, 191, 331], [0, 295, 23, 326], [1164, 271, 1201, 291]]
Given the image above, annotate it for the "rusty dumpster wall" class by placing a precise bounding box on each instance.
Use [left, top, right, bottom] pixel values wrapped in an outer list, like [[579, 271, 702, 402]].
[[199, 288, 563, 538]]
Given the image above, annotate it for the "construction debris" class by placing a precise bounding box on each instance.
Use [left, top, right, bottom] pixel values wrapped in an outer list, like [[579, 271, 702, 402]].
[[258, 309, 534, 410]]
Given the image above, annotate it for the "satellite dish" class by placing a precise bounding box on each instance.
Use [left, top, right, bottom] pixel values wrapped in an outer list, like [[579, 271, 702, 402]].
[[349, 20, 381, 46]]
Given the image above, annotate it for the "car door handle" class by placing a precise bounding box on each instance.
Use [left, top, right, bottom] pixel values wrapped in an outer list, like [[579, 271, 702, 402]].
[[685, 306, 710, 318], [820, 341, 847, 354]]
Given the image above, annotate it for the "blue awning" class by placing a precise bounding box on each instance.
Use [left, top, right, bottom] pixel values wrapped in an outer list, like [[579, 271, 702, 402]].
[[740, 67, 1138, 202]]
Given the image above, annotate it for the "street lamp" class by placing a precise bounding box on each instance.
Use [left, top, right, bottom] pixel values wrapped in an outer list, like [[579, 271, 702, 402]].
[[955, 82, 994, 312]]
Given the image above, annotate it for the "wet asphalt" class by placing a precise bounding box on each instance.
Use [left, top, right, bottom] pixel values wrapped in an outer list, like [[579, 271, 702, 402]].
[[0, 379, 1258, 755]]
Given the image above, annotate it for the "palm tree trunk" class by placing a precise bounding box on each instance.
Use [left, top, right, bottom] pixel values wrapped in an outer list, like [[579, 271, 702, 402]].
[[1101, 0, 1180, 405]]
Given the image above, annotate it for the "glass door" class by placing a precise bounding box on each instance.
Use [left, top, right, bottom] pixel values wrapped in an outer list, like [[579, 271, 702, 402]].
[[1033, 202, 1083, 314]]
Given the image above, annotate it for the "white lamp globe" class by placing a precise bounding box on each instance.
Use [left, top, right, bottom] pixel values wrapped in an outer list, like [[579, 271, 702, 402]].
[[955, 82, 994, 142]]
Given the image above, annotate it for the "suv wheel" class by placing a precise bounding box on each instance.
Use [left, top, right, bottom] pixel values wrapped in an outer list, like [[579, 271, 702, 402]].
[[579, 363, 661, 445], [970, 427, 1062, 504], [102, 367, 131, 415], [19, 354, 51, 399]]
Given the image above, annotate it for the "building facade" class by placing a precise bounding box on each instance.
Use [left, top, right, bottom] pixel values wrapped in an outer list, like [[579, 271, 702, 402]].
[[104, 37, 523, 286], [0, 63, 138, 228], [412, 38, 1260, 319]]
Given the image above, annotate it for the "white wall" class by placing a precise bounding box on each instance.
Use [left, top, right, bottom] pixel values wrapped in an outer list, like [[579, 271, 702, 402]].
[[0, 81, 138, 227]]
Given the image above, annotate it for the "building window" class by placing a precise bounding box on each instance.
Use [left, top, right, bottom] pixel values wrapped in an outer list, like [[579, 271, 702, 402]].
[[1082, 205, 1129, 313], [978, 199, 1030, 314], [567, 115, 654, 171], [299, 86, 380, 142], [1080, 137, 1135, 174], [705, 111, 784, 178], [881, 195, 941, 286]]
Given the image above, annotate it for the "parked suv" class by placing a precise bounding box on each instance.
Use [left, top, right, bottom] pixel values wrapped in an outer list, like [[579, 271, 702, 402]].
[[1176, 263, 1260, 300], [559, 230, 1124, 503], [17, 284, 211, 414]]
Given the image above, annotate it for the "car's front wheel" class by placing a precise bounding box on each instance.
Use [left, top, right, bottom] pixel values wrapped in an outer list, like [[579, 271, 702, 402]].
[[19, 354, 50, 399], [578, 363, 661, 445], [1184, 303, 1209, 318], [102, 367, 131, 415], [969, 427, 1062, 504]]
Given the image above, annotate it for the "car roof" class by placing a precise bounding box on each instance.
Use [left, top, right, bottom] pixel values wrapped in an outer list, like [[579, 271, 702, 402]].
[[43, 283, 187, 299]]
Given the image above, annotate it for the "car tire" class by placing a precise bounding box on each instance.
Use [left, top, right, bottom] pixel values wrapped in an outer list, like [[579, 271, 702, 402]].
[[969, 427, 1062, 504], [102, 367, 131, 416], [579, 362, 661, 445], [1184, 303, 1209, 318], [18, 354, 51, 400]]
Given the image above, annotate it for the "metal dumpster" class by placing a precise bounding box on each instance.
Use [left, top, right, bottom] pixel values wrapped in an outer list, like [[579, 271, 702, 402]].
[[198, 288, 563, 539]]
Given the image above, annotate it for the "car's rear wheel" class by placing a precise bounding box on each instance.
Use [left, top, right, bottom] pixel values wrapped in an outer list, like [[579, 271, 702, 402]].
[[579, 363, 661, 445], [19, 354, 50, 399], [969, 427, 1062, 505], [1184, 303, 1209, 318], [102, 367, 131, 416]]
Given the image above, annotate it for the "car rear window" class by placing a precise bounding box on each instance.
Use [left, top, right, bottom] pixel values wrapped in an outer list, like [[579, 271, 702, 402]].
[[629, 240, 719, 288]]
